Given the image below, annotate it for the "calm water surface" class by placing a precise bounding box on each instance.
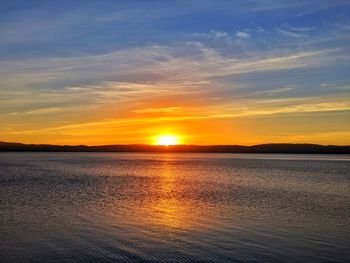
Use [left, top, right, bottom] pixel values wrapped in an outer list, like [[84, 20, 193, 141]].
[[1, 152, 350, 262]]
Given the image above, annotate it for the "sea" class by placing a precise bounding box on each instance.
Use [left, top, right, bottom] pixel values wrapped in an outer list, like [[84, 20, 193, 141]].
[[1, 152, 349, 262]]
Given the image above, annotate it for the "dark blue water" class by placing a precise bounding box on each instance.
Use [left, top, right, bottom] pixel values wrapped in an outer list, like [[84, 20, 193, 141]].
[[1, 153, 349, 262]]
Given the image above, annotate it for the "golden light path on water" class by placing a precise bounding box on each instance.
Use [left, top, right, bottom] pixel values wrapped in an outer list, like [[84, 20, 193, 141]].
[[150, 156, 192, 229], [97, 153, 221, 234]]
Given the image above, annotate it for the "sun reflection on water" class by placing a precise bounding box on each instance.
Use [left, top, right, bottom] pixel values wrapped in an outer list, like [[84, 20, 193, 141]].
[[96, 153, 220, 235], [150, 156, 192, 229]]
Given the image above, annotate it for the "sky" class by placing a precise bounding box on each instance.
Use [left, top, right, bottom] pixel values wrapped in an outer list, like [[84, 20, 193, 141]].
[[1, 0, 350, 145]]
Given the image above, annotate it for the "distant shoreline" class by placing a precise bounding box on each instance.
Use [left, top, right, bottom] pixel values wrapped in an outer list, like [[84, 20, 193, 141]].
[[1, 142, 349, 154]]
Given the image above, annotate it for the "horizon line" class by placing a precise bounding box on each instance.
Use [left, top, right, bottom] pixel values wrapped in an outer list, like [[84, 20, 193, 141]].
[[1, 141, 350, 147]]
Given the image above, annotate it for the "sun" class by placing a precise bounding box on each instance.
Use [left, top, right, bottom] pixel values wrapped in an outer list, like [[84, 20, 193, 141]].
[[156, 135, 180, 146]]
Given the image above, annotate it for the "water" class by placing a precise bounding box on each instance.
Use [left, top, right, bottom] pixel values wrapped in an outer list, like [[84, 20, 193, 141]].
[[1, 152, 349, 262]]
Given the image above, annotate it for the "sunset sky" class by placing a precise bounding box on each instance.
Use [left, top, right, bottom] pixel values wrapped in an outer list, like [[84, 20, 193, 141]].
[[1, 0, 350, 145]]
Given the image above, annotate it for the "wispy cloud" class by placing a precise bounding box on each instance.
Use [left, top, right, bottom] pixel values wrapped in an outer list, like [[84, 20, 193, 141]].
[[4, 107, 66, 117], [276, 29, 306, 38], [9, 95, 350, 136], [133, 107, 184, 114], [235, 31, 250, 39], [1, 43, 341, 119]]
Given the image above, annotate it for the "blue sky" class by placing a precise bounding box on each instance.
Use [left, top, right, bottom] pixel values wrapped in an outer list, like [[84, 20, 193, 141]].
[[1, 0, 350, 145]]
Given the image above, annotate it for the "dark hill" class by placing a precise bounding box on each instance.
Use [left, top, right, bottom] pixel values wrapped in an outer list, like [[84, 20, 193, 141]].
[[0, 141, 349, 154]]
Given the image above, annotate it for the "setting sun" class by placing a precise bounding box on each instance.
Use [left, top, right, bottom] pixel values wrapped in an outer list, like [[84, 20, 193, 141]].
[[156, 135, 180, 146]]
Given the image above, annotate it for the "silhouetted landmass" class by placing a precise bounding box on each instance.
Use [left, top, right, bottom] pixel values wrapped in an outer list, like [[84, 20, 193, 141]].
[[0, 141, 349, 154]]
